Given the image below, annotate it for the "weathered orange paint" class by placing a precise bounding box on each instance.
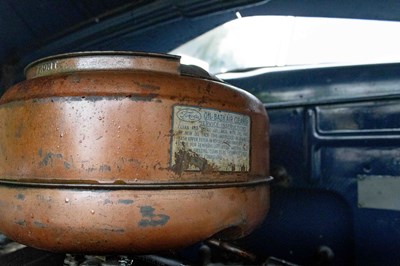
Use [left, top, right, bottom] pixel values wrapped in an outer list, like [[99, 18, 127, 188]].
[[0, 52, 270, 253]]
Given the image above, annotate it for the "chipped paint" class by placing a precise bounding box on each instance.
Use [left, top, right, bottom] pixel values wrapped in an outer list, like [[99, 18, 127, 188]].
[[15, 193, 25, 200], [102, 227, 125, 233], [36, 194, 52, 202], [80, 162, 113, 173], [118, 199, 134, 205], [76, 95, 159, 102], [99, 164, 111, 172], [138, 206, 170, 227], [39, 152, 63, 167], [64, 161, 71, 170], [127, 93, 159, 102], [132, 81, 160, 91], [15, 220, 26, 226], [15, 123, 23, 138], [33, 221, 46, 228], [103, 199, 113, 205], [171, 149, 216, 175]]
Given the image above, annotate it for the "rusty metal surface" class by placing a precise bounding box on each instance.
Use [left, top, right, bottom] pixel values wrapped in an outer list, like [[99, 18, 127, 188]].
[[206, 239, 258, 262], [0, 52, 270, 253], [0, 184, 269, 253]]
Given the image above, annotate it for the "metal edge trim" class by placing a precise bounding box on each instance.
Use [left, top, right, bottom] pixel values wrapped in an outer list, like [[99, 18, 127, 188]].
[[24, 51, 181, 78], [0, 177, 273, 190]]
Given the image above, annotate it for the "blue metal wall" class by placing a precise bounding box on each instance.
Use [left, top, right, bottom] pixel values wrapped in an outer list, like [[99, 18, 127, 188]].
[[227, 63, 400, 265]]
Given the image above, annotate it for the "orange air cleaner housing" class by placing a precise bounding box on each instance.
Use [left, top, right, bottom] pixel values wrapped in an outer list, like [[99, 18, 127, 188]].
[[0, 52, 271, 254]]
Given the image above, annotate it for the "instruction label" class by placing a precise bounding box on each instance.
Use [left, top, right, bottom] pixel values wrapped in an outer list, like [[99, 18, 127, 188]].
[[171, 105, 250, 172]]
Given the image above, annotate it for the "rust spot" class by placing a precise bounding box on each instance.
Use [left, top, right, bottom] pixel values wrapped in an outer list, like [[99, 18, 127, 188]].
[[196, 96, 209, 105], [171, 149, 217, 175], [205, 84, 212, 94], [127, 158, 141, 167], [17, 178, 99, 185], [229, 194, 236, 201], [113, 180, 126, 185], [68, 75, 81, 83], [128, 93, 159, 102], [15, 81, 30, 93], [69, 95, 155, 102], [133, 81, 160, 91]]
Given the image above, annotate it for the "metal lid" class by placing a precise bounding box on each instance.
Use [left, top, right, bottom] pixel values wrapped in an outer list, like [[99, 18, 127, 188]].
[[24, 51, 221, 82], [24, 51, 181, 79]]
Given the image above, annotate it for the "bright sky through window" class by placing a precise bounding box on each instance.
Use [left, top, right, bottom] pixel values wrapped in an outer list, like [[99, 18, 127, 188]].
[[171, 16, 400, 74]]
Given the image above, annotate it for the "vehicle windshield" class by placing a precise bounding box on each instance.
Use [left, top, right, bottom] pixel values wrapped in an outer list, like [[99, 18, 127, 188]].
[[171, 16, 400, 74]]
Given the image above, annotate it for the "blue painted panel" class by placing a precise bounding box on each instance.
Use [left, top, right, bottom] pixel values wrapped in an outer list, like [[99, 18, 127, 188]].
[[316, 102, 400, 132], [239, 188, 355, 265], [228, 63, 400, 265]]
